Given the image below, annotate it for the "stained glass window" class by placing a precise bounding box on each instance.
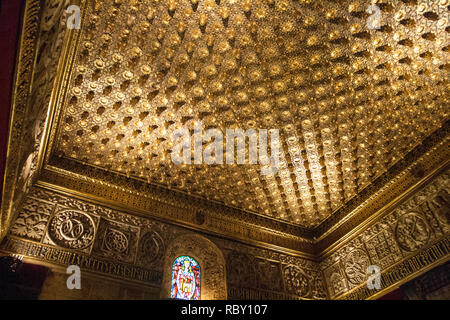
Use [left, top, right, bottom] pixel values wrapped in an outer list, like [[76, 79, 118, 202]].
[[171, 256, 201, 300]]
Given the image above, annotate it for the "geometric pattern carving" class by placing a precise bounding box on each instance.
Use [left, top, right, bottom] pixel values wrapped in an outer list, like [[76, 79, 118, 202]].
[[255, 258, 282, 292], [310, 274, 327, 300], [213, 237, 326, 299], [93, 218, 139, 263], [226, 251, 257, 289], [329, 271, 347, 297], [137, 230, 165, 268], [321, 168, 450, 299], [343, 248, 371, 286], [365, 228, 403, 269], [425, 189, 450, 226], [283, 265, 310, 298], [395, 212, 431, 252], [9, 199, 53, 241], [47, 209, 96, 250], [104, 229, 129, 254], [323, 262, 347, 299]]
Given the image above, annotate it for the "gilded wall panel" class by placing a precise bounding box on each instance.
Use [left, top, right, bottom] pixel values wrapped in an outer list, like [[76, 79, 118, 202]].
[[323, 261, 348, 299], [255, 258, 283, 292], [136, 229, 166, 270], [320, 168, 450, 299], [1, 186, 325, 300], [9, 197, 54, 242], [213, 237, 326, 300], [2, 168, 449, 300], [92, 218, 140, 264]]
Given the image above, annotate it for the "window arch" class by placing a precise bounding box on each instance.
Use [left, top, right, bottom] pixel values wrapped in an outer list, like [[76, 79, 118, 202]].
[[171, 256, 201, 300]]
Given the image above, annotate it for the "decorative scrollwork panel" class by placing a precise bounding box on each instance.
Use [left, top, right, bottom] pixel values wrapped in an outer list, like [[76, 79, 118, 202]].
[[45, 209, 97, 251]]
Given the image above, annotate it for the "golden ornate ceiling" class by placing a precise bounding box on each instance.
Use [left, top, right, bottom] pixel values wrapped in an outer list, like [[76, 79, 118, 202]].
[[52, 0, 449, 228]]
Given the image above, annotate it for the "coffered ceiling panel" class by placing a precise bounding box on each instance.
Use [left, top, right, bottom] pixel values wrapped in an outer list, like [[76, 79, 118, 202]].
[[52, 0, 449, 228]]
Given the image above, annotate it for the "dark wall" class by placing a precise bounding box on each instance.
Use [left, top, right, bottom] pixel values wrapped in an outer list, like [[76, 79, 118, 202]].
[[401, 261, 450, 300], [0, 256, 48, 300]]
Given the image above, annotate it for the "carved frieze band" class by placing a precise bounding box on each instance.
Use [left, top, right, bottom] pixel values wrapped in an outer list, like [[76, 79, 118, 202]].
[[1, 186, 326, 299], [0, 236, 162, 285], [211, 237, 326, 300], [341, 238, 450, 300], [46, 157, 313, 237], [320, 168, 450, 299]]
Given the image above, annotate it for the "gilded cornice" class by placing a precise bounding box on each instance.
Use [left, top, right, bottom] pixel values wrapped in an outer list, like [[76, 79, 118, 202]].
[[46, 157, 313, 237], [40, 0, 86, 168]]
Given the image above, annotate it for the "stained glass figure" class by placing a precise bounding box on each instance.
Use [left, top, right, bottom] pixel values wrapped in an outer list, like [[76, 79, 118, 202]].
[[171, 256, 200, 300]]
